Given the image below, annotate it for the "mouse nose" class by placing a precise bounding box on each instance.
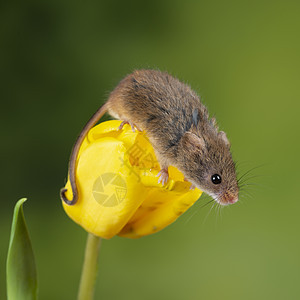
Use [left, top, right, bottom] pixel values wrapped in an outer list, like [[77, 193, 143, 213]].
[[218, 193, 238, 206], [228, 197, 238, 204]]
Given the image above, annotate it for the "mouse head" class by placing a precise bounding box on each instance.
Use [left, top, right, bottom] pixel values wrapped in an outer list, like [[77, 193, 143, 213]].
[[178, 130, 239, 206]]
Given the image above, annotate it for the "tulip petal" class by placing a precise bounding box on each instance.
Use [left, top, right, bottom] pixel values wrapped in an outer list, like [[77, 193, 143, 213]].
[[62, 121, 202, 239]]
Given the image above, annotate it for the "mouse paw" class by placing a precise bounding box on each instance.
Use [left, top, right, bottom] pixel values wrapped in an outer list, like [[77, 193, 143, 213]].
[[119, 120, 142, 132], [184, 178, 196, 190], [156, 168, 169, 186], [189, 184, 196, 190]]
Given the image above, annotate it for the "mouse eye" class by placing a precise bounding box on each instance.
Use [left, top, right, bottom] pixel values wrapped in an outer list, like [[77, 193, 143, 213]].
[[211, 174, 222, 184]]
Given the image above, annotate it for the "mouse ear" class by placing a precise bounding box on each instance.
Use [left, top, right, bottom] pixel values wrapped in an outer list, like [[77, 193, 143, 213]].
[[181, 132, 205, 150], [218, 131, 230, 148]]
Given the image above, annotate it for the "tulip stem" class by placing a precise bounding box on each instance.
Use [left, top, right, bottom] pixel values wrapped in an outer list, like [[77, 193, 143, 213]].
[[78, 233, 102, 300]]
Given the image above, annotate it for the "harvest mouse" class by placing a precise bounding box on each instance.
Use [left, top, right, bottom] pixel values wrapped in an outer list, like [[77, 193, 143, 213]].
[[60, 70, 239, 206]]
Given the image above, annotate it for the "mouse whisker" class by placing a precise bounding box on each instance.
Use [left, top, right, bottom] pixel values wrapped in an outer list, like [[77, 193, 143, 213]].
[[214, 202, 223, 227], [239, 182, 270, 191], [239, 182, 260, 188], [190, 194, 209, 208], [237, 196, 246, 205], [184, 198, 215, 225], [242, 193, 254, 200], [239, 182, 258, 189], [238, 174, 266, 185], [239, 189, 255, 201], [237, 164, 266, 183], [234, 160, 254, 171], [234, 160, 256, 168], [202, 199, 217, 225], [183, 209, 200, 225]]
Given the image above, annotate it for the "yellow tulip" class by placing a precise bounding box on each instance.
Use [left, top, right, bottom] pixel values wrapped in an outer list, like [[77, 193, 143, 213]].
[[62, 120, 202, 239]]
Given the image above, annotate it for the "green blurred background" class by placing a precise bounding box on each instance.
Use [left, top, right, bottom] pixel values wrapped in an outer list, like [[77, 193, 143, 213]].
[[1, 0, 299, 299]]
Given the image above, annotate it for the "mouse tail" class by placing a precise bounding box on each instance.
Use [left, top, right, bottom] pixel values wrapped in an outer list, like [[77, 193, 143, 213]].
[[60, 102, 109, 205]]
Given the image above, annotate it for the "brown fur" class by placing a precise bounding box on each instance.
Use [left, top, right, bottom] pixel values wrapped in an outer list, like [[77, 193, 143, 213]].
[[108, 70, 238, 205]]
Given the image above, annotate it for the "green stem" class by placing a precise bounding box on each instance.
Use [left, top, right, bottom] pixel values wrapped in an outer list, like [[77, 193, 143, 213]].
[[78, 233, 102, 300]]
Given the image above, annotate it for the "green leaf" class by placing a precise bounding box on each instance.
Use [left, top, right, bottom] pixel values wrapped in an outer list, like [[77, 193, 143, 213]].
[[6, 198, 38, 300]]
